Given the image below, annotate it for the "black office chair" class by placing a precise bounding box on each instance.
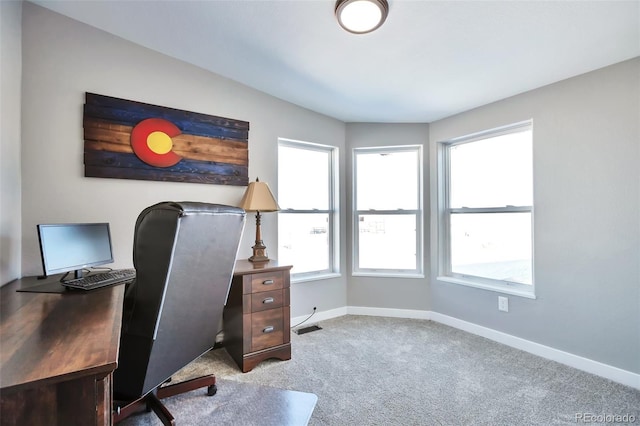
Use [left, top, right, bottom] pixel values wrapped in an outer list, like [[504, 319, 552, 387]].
[[113, 202, 245, 425]]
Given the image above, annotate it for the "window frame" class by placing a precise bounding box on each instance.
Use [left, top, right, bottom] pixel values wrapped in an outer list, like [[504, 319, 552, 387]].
[[352, 145, 424, 278], [277, 138, 340, 282], [437, 120, 535, 298]]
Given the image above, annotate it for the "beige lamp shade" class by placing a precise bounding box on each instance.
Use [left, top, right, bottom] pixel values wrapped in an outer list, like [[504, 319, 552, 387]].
[[239, 179, 280, 212], [240, 178, 279, 262]]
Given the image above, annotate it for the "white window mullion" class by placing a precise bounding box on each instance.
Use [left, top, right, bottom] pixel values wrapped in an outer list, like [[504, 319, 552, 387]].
[[353, 146, 423, 277], [438, 121, 534, 297], [278, 139, 339, 280]]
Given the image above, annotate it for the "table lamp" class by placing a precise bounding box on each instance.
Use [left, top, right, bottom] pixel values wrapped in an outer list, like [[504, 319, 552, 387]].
[[239, 177, 280, 262]]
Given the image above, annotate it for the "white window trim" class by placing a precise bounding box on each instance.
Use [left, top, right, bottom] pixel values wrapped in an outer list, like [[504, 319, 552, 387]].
[[352, 145, 424, 277], [278, 138, 340, 282], [436, 120, 535, 298]]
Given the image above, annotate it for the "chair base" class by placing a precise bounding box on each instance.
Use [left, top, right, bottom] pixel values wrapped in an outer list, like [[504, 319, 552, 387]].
[[114, 375, 217, 425]]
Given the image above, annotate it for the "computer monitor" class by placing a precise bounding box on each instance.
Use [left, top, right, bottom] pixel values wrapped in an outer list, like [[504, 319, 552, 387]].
[[37, 223, 114, 279]]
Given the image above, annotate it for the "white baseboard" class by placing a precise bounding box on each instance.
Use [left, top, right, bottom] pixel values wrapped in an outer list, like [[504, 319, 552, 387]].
[[347, 306, 431, 320], [294, 306, 639, 390], [428, 311, 640, 390], [290, 306, 347, 328]]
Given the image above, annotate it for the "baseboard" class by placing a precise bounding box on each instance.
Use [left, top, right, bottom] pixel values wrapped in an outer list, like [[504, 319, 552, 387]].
[[290, 306, 347, 328], [347, 306, 431, 320], [428, 311, 640, 390], [296, 306, 639, 390]]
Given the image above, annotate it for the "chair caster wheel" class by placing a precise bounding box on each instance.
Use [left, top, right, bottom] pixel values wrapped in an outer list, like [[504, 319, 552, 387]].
[[207, 384, 217, 396]]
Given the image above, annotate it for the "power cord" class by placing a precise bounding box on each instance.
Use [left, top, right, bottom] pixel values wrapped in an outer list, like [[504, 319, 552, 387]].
[[291, 307, 316, 329]]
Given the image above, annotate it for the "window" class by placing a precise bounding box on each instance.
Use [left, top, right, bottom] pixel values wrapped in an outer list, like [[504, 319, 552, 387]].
[[278, 139, 339, 280], [438, 121, 534, 297], [353, 145, 423, 276]]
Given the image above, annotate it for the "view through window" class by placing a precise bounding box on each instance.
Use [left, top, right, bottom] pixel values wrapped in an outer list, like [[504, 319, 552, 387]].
[[353, 145, 423, 275], [441, 121, 533, 292], [278, 140, 338, 278]]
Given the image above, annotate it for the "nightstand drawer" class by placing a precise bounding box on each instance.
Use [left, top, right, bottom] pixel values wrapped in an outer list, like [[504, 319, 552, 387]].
[[250, 289, 285, 313], [225, 260, 292, 372], [249, 271, 285, 293], [251, 309, 284, 352]]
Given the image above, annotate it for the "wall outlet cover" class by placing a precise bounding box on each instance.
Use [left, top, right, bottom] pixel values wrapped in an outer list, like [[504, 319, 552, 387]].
[[498, 296, 509, 312]]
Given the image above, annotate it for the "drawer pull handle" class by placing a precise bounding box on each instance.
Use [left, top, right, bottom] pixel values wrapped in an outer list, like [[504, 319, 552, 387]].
[[262, 297, 275, 304], [262, 279, 274, 285], [263, 326, 274, 333]]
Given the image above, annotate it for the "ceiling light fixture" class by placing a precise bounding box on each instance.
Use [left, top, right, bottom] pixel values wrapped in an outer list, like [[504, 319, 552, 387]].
[[335, 0, 389, 34]]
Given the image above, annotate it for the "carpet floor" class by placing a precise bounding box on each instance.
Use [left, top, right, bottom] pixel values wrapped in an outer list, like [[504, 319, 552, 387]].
[[126, 315, 640, 425]]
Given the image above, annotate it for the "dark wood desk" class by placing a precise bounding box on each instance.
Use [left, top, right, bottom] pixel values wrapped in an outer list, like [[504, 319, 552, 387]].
[[224, 260, 292, 372], [0, 276, 125, 426]]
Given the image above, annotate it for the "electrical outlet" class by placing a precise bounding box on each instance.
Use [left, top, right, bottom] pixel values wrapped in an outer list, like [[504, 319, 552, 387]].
[[498, 296, 509, 312]]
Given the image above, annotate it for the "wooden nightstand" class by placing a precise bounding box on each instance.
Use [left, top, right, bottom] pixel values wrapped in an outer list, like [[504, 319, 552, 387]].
[[223, 260, 292, 372]]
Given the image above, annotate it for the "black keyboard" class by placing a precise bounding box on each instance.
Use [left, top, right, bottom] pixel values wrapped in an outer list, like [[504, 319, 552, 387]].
[[62, 269, 136, 291]]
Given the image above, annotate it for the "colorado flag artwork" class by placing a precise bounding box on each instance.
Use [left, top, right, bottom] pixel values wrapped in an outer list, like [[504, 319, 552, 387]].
[[83, 93, 249, 186]]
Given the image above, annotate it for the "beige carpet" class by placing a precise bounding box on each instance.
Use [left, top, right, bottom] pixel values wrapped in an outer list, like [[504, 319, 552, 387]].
[[127, 315, 640, 425]]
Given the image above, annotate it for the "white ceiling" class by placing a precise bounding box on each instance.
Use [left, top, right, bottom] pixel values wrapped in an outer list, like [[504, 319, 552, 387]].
[[31, 0, 640, 123]]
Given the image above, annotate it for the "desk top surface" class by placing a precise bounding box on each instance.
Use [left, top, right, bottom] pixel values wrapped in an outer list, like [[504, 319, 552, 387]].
[[0, 276, 125, 394]]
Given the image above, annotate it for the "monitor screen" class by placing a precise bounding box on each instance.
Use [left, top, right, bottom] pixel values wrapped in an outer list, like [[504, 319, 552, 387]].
[[37, 223, 114, 278]]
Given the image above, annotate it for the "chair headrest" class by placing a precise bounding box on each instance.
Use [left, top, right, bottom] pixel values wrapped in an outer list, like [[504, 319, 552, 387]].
[[147, 201, 245, 217]]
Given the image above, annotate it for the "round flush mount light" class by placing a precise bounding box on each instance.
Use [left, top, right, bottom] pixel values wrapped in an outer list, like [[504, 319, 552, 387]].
[[335, 0, 389, 34]]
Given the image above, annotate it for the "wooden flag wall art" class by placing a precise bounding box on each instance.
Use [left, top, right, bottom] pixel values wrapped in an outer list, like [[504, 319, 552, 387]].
[[83, 93, 249, 186]]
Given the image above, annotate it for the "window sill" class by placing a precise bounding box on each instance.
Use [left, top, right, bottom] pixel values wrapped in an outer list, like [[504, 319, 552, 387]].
[[292, 272, 341, 284], [352, 272, 425, 279], [436, 276, 536, 299]]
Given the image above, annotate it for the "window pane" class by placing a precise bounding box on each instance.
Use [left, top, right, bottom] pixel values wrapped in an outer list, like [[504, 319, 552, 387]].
[[279, 145, 329, 210], [356, 151, 418, 210], [450, 129, 532, 208], [358, 214, 416, 270], [279, 213, 329, 274], [450, 212, 532, 284]]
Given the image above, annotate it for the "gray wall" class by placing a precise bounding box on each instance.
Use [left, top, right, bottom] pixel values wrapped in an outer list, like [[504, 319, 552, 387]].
[[429, 58, 640, 374], [8, 1, 638, 376], [17, 3, 347, 316], [0, 0, 22, 285], [346, 123, 431, 312]]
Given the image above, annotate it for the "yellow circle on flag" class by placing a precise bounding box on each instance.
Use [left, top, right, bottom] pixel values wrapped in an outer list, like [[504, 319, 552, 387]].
[[146, 131, 173, 154]]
